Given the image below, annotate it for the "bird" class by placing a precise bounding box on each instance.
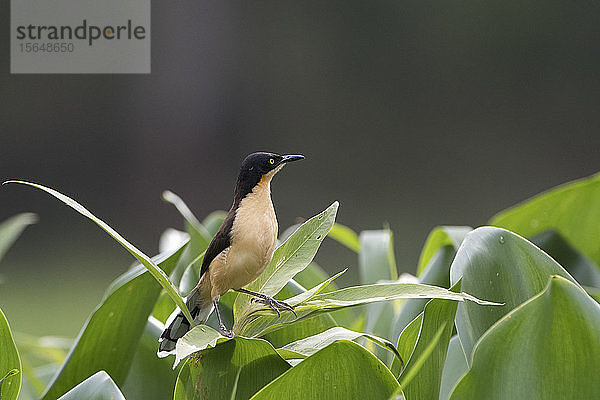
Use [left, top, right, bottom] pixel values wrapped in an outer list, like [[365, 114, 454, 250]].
[[158, 152, 304, 356]]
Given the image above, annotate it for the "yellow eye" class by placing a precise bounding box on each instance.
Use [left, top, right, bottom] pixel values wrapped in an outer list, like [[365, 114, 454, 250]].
[[269, 158, 275, 164]]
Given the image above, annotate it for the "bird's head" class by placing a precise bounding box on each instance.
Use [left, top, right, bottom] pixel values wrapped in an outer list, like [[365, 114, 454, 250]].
[[235, 152, 304, 199]]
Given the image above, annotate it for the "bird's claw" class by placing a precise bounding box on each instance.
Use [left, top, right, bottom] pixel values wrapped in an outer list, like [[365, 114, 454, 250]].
[[219, 324, 235, 338], [252, 296, 297, 318]]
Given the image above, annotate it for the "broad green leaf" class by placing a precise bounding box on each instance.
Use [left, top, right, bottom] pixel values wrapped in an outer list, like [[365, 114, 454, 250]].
[[393, 313, 422, 377], [202, 210, 226, 236], [261, 271, 345, 347], [359, 229, 398, 356], [162, 190, 212, 296], [177, 246, 205, 296], [56, 371, 124, 400], [359, 229, 397, 284], [283, 269, 346, 306], [308, 282, 498, 307], [450, 226, 576, 360], [290, 262, 335, 294], [586, 285, 600, 303], [261, 315, 337, 348], [530, 230, 600, 288], [121, 318, 177, 400], [0, 308, 21, 400], [450, 276, 600, 400], [158, 228, 189, 253], [491, 172, 600, 267], [289, 262, 357, 330], [392, 324, 446, 399], [417, 226, 471, 276], [0, 213, 37, 262], [235, 281, 499, 338], [4, 181, 194, 326], [328, 223, 360, 252], [41, 244, 186, 400], [439, 336, 468, 400], [233, 202, 338, 317], [397, 282, 460, 400], [174, 337, 289, 400], [174, 325, 225, 368], [153, 291, 178, 324], [14, 334, 71, 398], [233, 271, 345, 341], [250, 341, 399, 399], [391, 245, 455, 343], [280, 327, 401, 363]]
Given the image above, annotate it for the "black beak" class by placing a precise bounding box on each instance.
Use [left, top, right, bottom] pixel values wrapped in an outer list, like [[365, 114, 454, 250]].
[[281, 154, 305, 163]]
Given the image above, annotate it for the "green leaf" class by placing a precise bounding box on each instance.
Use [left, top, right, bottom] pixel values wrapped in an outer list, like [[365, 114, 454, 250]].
[[393, 313, 422, 377], [174, 325, 225, 368], [585, 285, 600, 303], [13, 334, 71, 398], [202, 210, 226, 236], [121, 318, 178, 400], [236, 281, 499, 338], [393, 323, 446, 398], [328, 223, 360, 252], [289, 262, 357, 330], [56, 371, 125, 400], [439, 336, 468, 400], [450, 226, 577, 360], [308, 282, 498, 307], [233, 202, 339, 318], [358, 229, 398, 360], [0, 213, 37, 262], [391, 245, 455, 343], [174, 337, 289, 400], [261, 315, 337, 348], [280, 326, 401, 363], [450, 276, 600, 400], [530, 230, 600, 288], [4, 180, 195, 326], [250, 341, 399, 399], [261, 271, 345, 347], [0, 309, 21, 400], [41, 244, 186, 400], [230, 271, 344, 339], [287, 263, 331, 292], [417, 226, 471, 276], [491, 172, 600, 267], [397, 281, 460, 400], [162, 190, 213, 296], [359, 229, 397, 284]]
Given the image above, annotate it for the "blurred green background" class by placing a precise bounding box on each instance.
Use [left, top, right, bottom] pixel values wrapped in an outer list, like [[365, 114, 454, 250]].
[[1, 1, 599, 339]]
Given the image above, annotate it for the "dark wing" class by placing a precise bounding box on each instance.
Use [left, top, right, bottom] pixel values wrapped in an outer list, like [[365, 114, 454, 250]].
[[199, 207, 235, 278]]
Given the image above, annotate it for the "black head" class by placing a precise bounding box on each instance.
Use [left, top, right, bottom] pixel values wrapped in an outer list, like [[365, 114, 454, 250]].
[[234, 152, 304, 201]]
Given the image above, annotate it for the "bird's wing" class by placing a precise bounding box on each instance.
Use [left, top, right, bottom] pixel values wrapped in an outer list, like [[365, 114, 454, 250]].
[[200, 209, 235, 278]]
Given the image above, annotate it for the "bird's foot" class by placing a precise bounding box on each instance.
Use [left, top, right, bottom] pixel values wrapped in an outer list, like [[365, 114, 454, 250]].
[[219, 324, 235, 338], [251, 296, 297, 317]]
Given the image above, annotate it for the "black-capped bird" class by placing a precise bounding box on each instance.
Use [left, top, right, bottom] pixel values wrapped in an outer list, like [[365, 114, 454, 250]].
[[158, 152, 304, 355]]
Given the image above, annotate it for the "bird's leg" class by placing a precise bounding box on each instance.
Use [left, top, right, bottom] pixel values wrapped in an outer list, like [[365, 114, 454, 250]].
[[234, 288, 297, 317], [213, 299, 234, 338]]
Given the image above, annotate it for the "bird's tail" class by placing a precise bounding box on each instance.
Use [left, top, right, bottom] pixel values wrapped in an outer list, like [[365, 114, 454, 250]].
[[157, 285, 213, 357]]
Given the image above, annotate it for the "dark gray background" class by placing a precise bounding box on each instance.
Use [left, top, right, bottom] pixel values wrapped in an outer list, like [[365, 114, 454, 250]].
[[1, 1, 599, 336]]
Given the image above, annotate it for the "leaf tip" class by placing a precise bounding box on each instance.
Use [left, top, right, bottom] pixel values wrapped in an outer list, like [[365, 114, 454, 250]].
[[162, 190, 175, 201]]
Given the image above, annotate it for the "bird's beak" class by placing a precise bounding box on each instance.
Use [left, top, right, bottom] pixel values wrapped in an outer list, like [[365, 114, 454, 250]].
[[281, 154, 305, 163]]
